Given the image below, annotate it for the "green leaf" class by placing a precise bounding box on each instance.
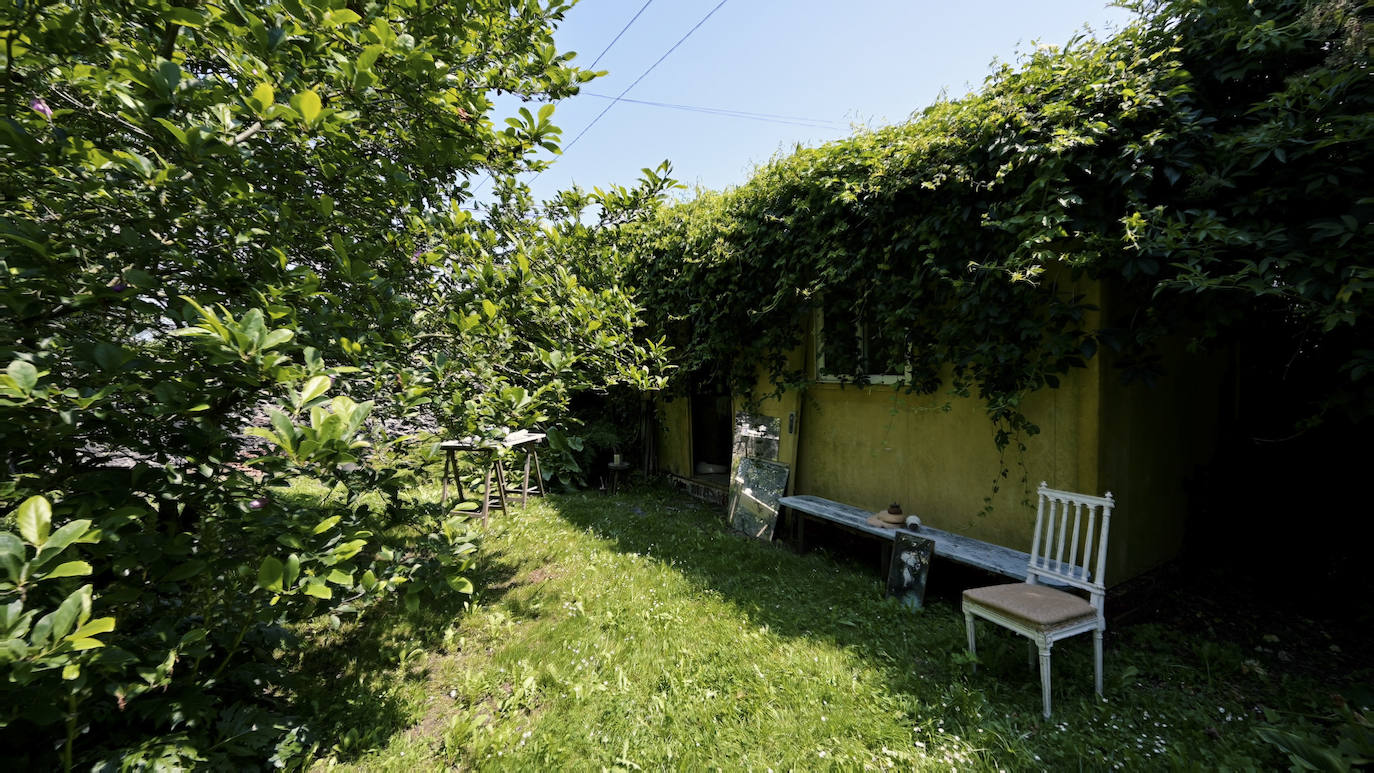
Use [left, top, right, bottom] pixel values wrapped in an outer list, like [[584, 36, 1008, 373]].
[[326, 569, 352, 586], [357, 44, 384, 71], [68, 616, 115, 640], [0, 532, 24, 582], [35, 584, 88, 644], [63, 663, 81, 680], [446, 575, 474, 594], [325, 8, 361, 26], [303, 581, 332, 600], [163, 7, 207, 27], [161, 559, 206, 582], [262, 328, 294, 349], [16, 495, 51, 547], [155, 60, 182, 96], [284, 554, 300, 589], [257, 556, 284, 592], [32, 519, 91, 569], [313, 515, 341, 534], [43, 561, 93, 579], [300, 375, 332, 405], [69, 638, 105, 651], [7, 360, 37, 393], [269, 409, 296, 452], [292, 90, 322, 126], [251, 82, 275, 111]]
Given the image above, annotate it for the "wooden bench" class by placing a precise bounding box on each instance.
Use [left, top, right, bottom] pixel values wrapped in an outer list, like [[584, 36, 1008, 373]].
[[779, 494, 1033, 608]]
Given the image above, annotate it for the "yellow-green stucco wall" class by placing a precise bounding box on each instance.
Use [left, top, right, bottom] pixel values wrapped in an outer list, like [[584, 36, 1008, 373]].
[[656, 396, 692, 479], [654, 279, 1222, 586], [794, 366, 1102, 565]]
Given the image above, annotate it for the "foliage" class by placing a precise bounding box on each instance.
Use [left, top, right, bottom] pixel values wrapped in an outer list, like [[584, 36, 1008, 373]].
[[624, 0, 1372, 447], [0, 0, 669, 767], [288, 484, 1365, 769], [408, 166, 675, 448], [1257, 704, 1374, 772]]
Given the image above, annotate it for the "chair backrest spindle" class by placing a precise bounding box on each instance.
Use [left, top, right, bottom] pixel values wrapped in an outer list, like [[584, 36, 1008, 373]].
[[1055, 499, 1070, 568], [1026, 482, 1114, 596], [1030, 492, 1046, 572], [1042, 497, 1057, 573]]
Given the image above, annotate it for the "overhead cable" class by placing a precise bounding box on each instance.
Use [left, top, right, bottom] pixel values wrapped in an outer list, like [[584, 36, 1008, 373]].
[[580, 92, 843, 129], [555, 0, 733, 159], [469, 0, 663, 196], [589, 0, 657, 69]]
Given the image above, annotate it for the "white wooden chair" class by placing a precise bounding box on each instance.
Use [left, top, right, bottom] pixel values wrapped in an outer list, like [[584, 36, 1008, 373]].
[[962, 483, 1115, 718]]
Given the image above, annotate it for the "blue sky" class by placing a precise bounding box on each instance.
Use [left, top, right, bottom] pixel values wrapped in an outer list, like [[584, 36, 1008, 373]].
[[481, 0, 1135, 205]]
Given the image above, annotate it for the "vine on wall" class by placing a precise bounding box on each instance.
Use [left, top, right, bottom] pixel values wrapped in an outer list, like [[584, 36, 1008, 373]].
[[623, 0, 1372, 452]]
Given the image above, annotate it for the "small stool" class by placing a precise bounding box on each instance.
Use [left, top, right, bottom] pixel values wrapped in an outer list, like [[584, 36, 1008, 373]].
[[502, 430, 547, 507], [606, 461, 632, 495], [439, 439, 509, 526]]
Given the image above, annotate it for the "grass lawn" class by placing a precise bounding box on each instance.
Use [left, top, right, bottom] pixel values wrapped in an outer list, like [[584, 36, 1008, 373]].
[[297, 480, 1368, 770]]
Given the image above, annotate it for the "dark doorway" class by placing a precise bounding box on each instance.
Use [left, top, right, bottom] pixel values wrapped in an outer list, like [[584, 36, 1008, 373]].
[[689, 393, 733, 489]]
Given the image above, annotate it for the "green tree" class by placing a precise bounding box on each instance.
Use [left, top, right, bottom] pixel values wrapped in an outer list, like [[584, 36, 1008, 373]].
[[0, 0, 668, 767]]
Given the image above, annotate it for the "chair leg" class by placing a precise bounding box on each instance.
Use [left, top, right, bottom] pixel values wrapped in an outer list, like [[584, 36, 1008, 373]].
[[1038, 642, 1053, 719], [1094, 629, 1104, 696], [964, 611, 977, 673]]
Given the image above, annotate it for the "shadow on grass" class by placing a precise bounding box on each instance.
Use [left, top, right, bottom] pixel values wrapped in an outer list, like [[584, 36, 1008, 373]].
[[547, 480, 1374, 765], [283, 509, 526, 763], [548, 481, 1078, 721]]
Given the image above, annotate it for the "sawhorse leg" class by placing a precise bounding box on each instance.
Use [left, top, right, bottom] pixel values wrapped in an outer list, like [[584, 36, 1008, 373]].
[[479, 457, 511, 526], [440, 449, 467, 507]]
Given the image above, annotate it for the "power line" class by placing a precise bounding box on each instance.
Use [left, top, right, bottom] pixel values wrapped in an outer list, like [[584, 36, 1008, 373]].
[[580, 92, 844, 129], [468, 0, 662, 197], [556, 0, 733, 160], [589, 0, 656, 69]]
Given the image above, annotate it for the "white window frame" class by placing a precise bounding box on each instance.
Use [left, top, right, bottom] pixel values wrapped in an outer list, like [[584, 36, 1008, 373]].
[[814, 307, 908, 384]]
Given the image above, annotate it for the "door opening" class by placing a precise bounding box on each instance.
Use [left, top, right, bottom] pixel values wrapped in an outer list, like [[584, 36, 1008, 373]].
[[689, 393, 732, 490]]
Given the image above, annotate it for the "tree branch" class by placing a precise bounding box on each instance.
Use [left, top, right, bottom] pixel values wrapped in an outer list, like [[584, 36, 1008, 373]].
[[232, 121, 263, 146]]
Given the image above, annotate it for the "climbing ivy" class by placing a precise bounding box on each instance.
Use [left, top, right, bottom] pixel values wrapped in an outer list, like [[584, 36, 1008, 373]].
[[625, 0, 1372, 448]]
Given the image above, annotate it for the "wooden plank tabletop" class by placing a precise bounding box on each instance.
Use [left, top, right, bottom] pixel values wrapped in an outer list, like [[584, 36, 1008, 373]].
[[503, 429, 546, 446], [440, 430, 546, 452]]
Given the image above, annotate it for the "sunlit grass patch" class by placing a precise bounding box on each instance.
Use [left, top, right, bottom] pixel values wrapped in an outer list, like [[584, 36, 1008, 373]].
[[303, 482, 1365, 770]]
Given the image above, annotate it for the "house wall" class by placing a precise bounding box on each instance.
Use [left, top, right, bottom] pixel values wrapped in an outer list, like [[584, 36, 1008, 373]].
[[652, 276, 1223, 585], [1095, 336, 1225, 583], [656, 396, 692, 479], [794, 358, 1106, 569]]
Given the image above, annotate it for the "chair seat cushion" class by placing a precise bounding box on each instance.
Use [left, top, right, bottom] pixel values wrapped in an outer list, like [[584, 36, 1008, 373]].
[[963, 583, 1097, 631]]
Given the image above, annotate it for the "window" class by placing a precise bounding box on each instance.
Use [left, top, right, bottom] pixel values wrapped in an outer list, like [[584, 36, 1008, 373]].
[[815, 305, 907, 384]]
